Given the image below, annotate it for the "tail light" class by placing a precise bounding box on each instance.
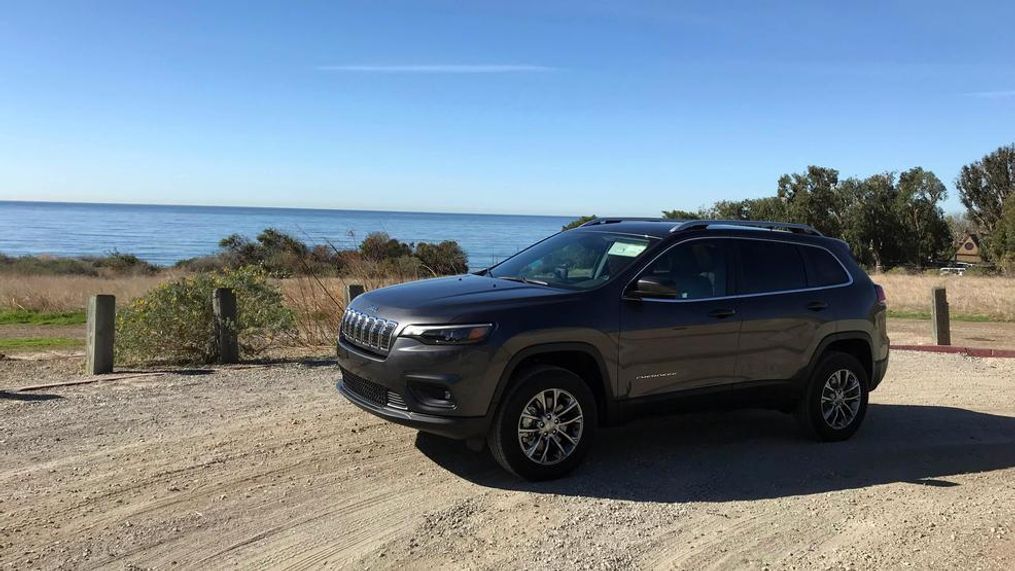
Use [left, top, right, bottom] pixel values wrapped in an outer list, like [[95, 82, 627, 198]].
[[873, 283, 887, 306]]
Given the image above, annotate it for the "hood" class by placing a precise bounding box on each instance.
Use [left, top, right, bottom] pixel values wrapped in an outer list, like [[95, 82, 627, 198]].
[[348, 274, 575, 323]]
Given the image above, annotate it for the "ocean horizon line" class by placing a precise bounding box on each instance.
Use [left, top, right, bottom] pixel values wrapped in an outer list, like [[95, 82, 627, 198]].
[[0, 199, 587, 220]]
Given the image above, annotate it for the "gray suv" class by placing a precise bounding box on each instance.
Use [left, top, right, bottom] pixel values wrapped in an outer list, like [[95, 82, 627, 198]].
[[337, 219, 890, 480]]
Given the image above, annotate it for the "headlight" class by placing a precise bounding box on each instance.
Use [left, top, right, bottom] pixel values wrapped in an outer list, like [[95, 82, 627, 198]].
[[400, 323, 494, 345]]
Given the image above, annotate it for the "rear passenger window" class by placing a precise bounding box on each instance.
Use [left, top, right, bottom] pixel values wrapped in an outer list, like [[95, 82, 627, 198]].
[[737, 240, 807, 294], [800, 246, 849, 287]]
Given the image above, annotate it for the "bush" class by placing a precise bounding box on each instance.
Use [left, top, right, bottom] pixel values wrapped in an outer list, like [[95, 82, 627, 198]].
[[415, 241, 468, 275], [562, 215, 597, 231], [0, 252, 159, 277], [116, 266, 293, 364]]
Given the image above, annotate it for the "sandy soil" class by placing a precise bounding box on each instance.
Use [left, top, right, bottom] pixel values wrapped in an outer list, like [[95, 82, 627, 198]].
[[1, 351, 1013, 570]]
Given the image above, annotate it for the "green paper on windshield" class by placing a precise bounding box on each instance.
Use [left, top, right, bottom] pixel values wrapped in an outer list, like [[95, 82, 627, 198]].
[[607, 241, 648, 257]]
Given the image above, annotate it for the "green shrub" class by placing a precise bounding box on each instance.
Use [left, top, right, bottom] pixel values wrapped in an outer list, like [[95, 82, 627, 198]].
[[562, 215, 597, 231], [0, 251, 159, 276], [115, 266, 294, 364], [415, 241, 468, 275]]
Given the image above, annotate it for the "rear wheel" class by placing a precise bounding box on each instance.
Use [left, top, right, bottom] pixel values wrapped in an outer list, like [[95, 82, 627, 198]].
[[797, 352, 869, 441], [488, 366, 597, 480]]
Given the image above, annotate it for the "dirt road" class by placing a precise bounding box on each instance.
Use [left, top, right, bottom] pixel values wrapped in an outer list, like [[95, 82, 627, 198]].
[[1, 351, 1013, 569]]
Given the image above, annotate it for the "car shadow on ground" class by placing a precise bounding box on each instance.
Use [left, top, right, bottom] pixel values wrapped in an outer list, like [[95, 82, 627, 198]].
[[0, 390, 63, 402], [415, 404, 1015, 503]]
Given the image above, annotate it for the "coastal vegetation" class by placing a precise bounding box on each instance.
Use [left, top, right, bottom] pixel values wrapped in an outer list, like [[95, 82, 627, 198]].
[[115, 266, 294, 364], [0, 251, 159, 277], [174, 228, 468, 278], [569, 143, 1015, 273]]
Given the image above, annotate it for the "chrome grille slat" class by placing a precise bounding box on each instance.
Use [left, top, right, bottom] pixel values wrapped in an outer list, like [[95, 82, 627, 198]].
[[386, 390, 408, 410], [340, 308, 399, 354]]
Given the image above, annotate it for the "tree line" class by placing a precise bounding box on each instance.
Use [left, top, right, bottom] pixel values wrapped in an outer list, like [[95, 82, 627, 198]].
[[566, 143, 1015, 272]]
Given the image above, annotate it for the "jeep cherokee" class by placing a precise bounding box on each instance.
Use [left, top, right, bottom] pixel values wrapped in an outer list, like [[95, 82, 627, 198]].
[[336, 219, 889, 480]]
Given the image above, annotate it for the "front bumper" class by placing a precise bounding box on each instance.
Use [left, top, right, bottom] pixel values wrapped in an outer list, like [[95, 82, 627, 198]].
[[337, 380, 490, 440], [335, 336, 501, 440]]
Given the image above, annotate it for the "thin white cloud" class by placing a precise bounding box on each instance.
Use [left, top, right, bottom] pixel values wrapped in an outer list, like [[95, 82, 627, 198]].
[[316, 64, 556, 74], [964, 90, 1015, 99]]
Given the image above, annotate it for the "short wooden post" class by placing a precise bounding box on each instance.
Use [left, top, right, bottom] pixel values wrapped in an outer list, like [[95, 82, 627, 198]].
[[86, 295, 115, 374], [931, 286, 950, 346], [213, 288, 239, 364], [346, 283, 365, 304]]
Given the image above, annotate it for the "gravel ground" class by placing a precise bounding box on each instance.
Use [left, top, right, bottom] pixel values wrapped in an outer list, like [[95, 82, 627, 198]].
[[1, 351, 1013, 569]]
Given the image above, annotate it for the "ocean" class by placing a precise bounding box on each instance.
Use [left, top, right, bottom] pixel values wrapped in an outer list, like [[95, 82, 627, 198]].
[[0, 201, 575, 270]]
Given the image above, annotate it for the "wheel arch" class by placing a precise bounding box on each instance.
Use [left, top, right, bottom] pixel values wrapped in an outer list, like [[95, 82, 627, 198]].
[[799, 331, 874, 389], [491, 342, 618, 426]]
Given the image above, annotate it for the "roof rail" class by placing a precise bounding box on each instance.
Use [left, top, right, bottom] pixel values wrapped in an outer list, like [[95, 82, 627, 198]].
[[578, 217, 666, 227], [670, 219, 823, 236]]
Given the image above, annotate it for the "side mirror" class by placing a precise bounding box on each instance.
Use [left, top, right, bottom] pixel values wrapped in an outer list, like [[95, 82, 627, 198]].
[[629, 275, 678, 299]]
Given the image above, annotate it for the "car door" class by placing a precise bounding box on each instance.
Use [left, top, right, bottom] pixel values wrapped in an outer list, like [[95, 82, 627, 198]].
[[619, 239, 741, 399], [732, 238, 845, 383]]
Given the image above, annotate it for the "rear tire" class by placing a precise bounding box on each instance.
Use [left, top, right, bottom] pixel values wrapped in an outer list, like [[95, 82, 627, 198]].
[[488, 365, 597, 481], [796, 351, 869, 441]]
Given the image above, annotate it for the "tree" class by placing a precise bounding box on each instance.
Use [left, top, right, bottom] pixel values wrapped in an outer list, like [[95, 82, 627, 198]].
[[945, 212, 979, 244], [562, 215, 596, 231], [840, 174, 902, 269], [956, 144, 1014, 238], [989, 198, 1015, 273], [661, 209, 703, 220], [777, 166, 843, 235], [709, 197, 789, 221], [895, 168, 951, 267]]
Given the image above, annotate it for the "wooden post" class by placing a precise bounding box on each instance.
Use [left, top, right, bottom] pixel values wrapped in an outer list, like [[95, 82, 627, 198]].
[[346, 283, 365, 304], [86, 295, 115, 374], [213, 288, 239, 364], [931, 286, 950, 346]]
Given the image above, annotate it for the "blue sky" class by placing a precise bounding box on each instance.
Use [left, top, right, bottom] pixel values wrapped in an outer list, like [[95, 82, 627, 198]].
[[1, 1, 1013, 216]]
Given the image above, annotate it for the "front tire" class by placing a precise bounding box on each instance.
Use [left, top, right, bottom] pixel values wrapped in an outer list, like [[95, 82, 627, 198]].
[[488, 365, 597, 481], [796, 352, 869, 441]]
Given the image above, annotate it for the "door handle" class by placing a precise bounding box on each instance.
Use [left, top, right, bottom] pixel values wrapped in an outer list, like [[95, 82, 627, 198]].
[[806, 301, 829, 311], [708, 308, 736, 319]]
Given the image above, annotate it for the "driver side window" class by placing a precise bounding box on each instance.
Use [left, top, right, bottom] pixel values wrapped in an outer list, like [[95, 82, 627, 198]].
[[641, 241, 728, 300]]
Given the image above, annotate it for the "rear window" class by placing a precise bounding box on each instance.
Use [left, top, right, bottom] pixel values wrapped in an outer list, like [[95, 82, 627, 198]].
[[737, 240, 807, 294], [800, 245, 849, 287]]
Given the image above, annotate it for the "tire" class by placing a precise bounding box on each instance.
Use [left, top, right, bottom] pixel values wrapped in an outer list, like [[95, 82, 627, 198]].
[[796, 351, 869, 441], [487, 365, 598, 481]]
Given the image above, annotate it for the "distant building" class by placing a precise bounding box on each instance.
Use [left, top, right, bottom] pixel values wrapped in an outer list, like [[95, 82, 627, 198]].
[[955, 232, 983, 264]]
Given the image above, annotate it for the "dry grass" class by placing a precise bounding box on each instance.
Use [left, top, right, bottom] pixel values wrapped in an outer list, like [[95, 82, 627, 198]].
[[874, 274, 1015, 321], [6, 272, 1011, 340], [0, 274, 171, 312], [0, 272, 411, 348], [279, 275, 404, 346]]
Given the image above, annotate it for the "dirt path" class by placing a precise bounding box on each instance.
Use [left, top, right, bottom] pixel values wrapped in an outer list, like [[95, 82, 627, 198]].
[[889, 317, 1015, 350], [1, 352, 1013, 569]]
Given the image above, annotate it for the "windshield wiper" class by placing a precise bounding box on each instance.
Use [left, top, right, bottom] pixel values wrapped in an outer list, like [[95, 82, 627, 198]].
[[496, 275, 550, 286]]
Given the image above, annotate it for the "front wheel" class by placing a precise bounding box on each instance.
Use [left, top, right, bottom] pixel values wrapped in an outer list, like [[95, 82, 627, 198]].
[[488, 366, 597, 480], [797, 352, 869, 441]]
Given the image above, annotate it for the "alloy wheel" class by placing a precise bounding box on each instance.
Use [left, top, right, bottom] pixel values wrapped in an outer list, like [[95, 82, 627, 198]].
[[516, 388, 584, 465], [820, 368, 862, 430]]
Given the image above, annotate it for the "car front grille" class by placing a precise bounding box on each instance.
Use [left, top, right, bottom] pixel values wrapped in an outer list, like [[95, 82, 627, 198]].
[[341, 308, 398, 354], [341, 368, 408, 410]]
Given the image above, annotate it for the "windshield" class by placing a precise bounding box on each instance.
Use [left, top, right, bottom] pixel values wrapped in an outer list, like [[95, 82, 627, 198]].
[[487, 231, 655, 289]]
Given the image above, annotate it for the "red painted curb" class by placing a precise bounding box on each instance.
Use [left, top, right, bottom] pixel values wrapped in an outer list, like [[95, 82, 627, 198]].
[[891, 344, 1015, 358]]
